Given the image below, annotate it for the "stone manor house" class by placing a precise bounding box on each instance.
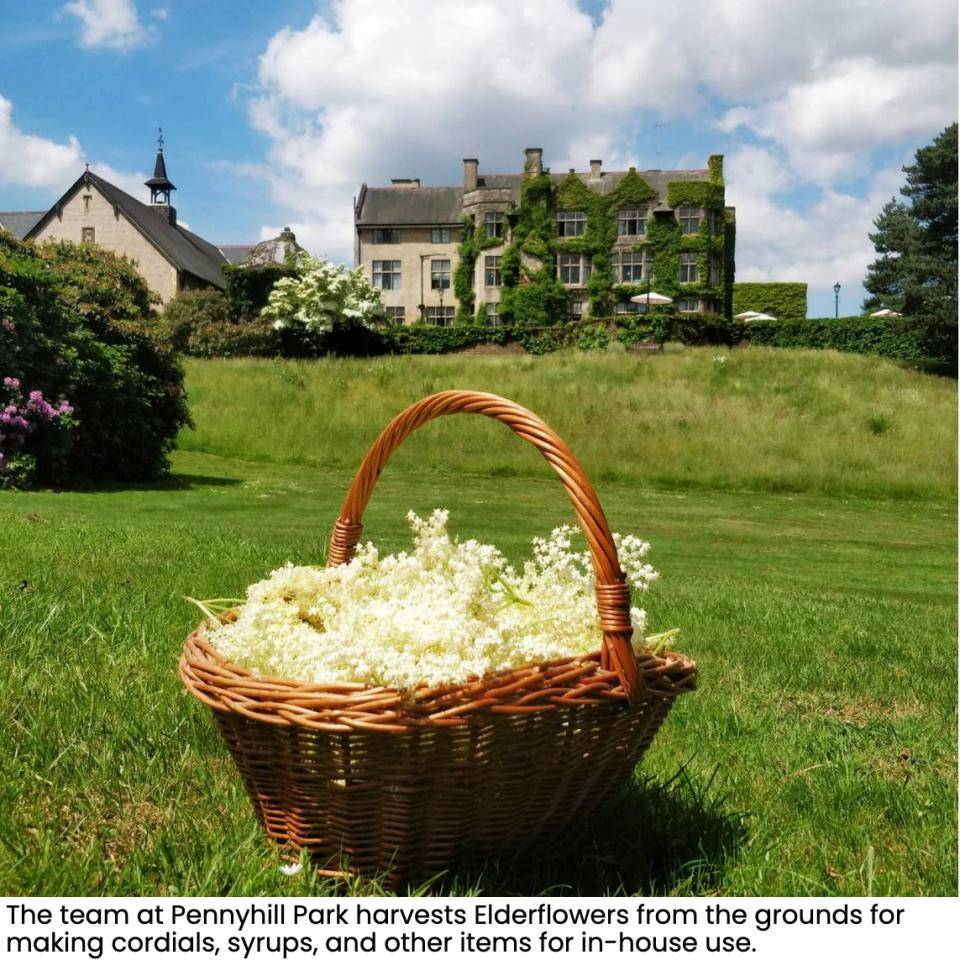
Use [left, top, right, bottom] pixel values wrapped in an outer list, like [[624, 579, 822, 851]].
[[355, 147, 735, 325]]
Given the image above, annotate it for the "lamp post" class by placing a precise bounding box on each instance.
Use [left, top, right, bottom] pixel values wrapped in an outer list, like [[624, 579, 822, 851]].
[[833, 282, 841, 319]]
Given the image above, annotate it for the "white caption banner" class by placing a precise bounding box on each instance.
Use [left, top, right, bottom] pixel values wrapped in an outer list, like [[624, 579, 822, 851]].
[[2, 897, 956, 959]]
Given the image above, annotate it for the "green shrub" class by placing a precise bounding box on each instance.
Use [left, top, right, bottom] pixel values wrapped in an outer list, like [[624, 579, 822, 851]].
[[746, 315, 956, 368], [223, 262, 298, 321], [161, 289, 280, 358], [385, 323, 513, 355], [0, 234, 190, 483], [732, 282, 807, 322], [673, 311, 745, 346]]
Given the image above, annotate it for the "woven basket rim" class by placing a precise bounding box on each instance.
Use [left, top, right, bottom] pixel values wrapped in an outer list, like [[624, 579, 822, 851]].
[[180, 619, 697, 733]]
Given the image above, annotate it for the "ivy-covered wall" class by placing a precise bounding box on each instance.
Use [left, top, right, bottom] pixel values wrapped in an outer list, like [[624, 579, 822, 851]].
[[454, 155, 733, 326], [732, 282, 807, 322]]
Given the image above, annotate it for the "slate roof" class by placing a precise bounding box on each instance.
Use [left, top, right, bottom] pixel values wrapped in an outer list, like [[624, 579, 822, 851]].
[[0, 211, 45, 240], [355, 168, 712, 226], [25, 170, 227, 288], [145, 148, 176, 192], [356, 186, 464, 226]]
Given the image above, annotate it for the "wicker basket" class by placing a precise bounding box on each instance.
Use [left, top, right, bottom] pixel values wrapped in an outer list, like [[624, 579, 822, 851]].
[[180, 390, 697, 885]]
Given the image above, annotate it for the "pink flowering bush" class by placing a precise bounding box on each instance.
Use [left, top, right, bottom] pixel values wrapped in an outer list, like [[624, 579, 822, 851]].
[[0, 377, 75, 487], [0, 232, 190, 483]]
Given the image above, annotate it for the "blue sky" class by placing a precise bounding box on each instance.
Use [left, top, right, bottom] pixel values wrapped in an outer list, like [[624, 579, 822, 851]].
[[0, 0, 956, 316]]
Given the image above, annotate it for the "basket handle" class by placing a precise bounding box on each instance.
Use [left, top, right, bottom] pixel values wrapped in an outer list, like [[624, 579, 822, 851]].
[[327, 390, 643, 704]]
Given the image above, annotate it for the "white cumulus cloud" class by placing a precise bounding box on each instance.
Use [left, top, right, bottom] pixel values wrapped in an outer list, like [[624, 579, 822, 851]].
[[0, 95, 84, 189], [243, 0, 956, 305], [0, 95, 146, 200], [61, 0, 154, 51]]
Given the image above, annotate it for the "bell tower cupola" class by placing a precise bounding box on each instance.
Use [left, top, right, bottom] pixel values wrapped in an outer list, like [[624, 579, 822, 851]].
[[144, 127, 177, 224]]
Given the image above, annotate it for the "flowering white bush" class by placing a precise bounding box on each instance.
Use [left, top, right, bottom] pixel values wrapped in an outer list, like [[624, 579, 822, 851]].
[[261, 254, 385, 335], [203, 510, 667, 691]]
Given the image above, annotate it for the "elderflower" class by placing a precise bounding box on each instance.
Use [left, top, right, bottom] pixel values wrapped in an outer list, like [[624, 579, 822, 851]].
[[206, 510, 664, 691]]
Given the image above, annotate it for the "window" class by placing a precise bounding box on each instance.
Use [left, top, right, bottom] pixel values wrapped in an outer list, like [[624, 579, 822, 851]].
[[372, 260, 401, 289], [617, 250, 651, 283], [372, 228, 400, 244], [678, 206, 701, 234], [557, 254, 591, 285], [82, 194, 92, 212], [484, 211, 505, 239], [708, 210, 723, 236], [617, 207, 647, 236], [484, 255, 501, 287], [558, 254, 580, 284], [485, 302, 502, 326], [384, 306, 405, 323], [678, 298, 700, 313], [615, 301, 647, 315], [679, 252, 699, 283], [426, 306, 456, 326], [569, 298, 585, 319], [557, 210, 586, 237], [81, 226, 95, 243], [709, 256, 720, 285], [431, 227, 451, 243], [431, 259, 451, 290]]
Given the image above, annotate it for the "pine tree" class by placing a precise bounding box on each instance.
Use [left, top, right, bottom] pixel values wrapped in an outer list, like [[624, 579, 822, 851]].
[[864, 123, 957, 324]]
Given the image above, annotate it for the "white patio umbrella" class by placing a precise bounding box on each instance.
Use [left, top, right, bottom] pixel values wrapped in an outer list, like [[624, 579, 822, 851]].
[[736, 311, 776, 322], [630, 291, 673, 306], [870, 308, 902, 317]]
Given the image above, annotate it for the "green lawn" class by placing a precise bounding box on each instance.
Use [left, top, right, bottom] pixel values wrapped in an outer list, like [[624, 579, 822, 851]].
[[0, 348, 956, 895]]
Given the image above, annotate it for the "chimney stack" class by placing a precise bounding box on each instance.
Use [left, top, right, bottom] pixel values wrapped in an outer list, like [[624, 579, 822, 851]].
[[463, 158, 478, 193], [524, 147, 542, 176], [590, 159, 602, 178], [152, 204, 177, 227]]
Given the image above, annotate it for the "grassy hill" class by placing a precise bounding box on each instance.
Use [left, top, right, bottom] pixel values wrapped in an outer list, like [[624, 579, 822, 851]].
[[180, 347, 957, 500], [0, 346, 955, 896]]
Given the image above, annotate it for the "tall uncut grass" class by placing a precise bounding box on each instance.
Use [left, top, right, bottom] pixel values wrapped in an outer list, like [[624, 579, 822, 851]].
[[180, 347, 956, 500]]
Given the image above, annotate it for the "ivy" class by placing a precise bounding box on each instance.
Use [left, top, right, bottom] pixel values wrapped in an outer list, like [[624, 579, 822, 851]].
[[499, 170, 569, 327], [453, 215, 500, 322], [708, 154, 724, 185], [454, 160, 731, 325], [665, 180, 725, 209]]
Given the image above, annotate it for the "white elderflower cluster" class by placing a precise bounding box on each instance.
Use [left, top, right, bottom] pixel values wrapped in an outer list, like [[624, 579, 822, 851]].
[[207, 510, 662, 691]]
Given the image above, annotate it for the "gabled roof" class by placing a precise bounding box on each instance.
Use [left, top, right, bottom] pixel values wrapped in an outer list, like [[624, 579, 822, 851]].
[[356, 187, 464, 226], [25, 170, 226, 288], [354, 167, 713, 226], [0, 210, 45, 240]]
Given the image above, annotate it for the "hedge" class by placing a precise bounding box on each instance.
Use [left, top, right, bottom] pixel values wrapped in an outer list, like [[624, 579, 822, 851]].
[[732, 282, 807, 322], [746, 315, 956, 368], [383, 323, 572, 356], [223, 262, 298, 321]]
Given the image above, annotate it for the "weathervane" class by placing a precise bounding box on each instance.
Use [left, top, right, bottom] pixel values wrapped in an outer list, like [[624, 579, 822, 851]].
[[157, 126, 164, 152]]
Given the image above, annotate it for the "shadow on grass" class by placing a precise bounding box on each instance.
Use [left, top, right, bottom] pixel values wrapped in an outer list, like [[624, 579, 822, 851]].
[[435, 764, 747, 896], [62, 473, 243, 494]]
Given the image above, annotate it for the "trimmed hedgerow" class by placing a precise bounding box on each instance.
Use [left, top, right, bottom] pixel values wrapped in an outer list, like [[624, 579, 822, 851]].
[[746, 315, 956, 367], [732, 282, 807, 322]]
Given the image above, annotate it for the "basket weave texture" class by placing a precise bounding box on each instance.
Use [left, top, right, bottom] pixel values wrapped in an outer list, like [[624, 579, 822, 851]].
[[180, 390, 696, 884]]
